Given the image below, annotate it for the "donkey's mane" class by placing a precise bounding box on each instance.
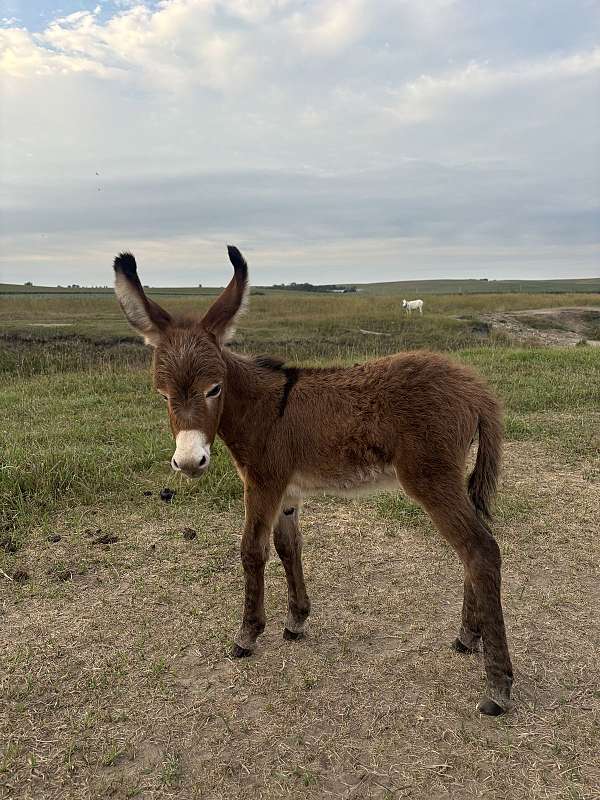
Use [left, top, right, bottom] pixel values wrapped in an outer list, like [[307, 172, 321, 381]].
[[252, 354, 343, 376], [253, 355, 288, 372]]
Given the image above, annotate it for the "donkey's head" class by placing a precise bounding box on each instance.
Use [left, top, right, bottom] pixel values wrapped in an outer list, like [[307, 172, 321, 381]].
[[113, 246, 248, 478]]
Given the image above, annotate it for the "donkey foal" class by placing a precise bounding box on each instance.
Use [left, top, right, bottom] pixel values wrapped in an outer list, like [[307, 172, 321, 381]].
[[113, 246, 513, 716]]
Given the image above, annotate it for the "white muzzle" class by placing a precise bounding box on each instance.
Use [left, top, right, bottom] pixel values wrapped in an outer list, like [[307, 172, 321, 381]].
[[171, 430, 211, 478]]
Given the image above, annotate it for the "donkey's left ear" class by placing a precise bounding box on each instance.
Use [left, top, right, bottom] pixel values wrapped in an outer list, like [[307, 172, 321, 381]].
[[113, 252, 172, 346], [201, 245, 249, 346]]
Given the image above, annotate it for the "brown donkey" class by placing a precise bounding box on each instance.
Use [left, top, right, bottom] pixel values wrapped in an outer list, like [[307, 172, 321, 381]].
[[114, 246, 513, 715]]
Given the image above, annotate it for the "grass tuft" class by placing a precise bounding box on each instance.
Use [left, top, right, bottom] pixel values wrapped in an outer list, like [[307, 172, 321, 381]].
[[160, 752, 182, 787]]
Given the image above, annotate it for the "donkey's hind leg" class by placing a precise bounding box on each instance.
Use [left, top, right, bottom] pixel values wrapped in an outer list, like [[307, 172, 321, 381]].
[[397, 466, 512, 715], [452, 572, 481, 653], [273, 504, 311, 640]]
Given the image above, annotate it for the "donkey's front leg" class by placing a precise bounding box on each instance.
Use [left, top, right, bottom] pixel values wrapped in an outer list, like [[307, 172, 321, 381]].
[[232, 485, 282, 658], [274, 504, 311, 641]]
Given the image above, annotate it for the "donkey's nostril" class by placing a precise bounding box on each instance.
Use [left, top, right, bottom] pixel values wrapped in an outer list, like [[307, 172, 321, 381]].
[[172, 458, 179, 469], [199, 455, 207, 468]]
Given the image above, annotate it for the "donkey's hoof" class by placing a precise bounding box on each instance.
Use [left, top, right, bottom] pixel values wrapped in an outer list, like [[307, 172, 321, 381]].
[[283, 628, 304, 641], [231, 644, 253, 658], [452, 637, 477, 654], [477, 697, 505, 716]]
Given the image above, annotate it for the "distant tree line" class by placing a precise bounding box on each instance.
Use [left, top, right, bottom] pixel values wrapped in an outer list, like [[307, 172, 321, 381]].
[[271, 282, 357, 293]]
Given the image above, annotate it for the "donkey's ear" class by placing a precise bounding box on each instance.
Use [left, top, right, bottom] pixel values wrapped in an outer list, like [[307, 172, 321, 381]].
[[200, 245, 249, 346], [113, 252, 172, 346]]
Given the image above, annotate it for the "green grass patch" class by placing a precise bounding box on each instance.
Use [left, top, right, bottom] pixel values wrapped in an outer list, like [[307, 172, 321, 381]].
[[0, 369, 242, 551], [459, 347, 600, 414], [0, 333, 149, 377], [2, 293, 599, 555], [373, 493, 425, 525], [2, 345, 598, 551]]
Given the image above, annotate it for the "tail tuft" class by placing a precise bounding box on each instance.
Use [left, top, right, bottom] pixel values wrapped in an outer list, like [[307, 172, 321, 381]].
[[468, 402, 503, 522]]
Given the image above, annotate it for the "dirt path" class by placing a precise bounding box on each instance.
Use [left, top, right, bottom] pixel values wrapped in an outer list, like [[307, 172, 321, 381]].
[[1, 442, 599, 799], [511, 306, 600, 315], [479, 306, 600, 347]]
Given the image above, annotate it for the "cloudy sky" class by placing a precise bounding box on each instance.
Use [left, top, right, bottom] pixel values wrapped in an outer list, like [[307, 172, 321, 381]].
[[1, 0, 599, 286]]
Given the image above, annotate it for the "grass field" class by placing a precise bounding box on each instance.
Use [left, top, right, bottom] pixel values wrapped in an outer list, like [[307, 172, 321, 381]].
[[2, 288, 600, 367], [1, 287, 599, 799]]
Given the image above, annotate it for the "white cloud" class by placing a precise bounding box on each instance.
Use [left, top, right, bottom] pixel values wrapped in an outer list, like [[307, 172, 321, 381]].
[[0, 2, 256, 90], [0, 26, 120, 78], [1, 0, 599, 283], [2, 0, 371, 90], [387, 48, 600, 124], [286, 0, 368, 55]]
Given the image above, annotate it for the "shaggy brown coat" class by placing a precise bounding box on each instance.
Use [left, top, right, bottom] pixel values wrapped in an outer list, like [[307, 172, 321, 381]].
[[113, 246, 513, 716]]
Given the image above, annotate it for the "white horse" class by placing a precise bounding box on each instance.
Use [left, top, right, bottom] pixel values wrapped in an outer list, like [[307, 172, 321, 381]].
[[402, 298, 424, 315]]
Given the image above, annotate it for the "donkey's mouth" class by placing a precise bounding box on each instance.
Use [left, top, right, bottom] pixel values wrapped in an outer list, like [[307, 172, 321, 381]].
[[174, 465, 209, 480]]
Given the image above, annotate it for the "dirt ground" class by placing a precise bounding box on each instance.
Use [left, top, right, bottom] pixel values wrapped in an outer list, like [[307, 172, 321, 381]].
[[478, 307, 600, 347], [2, 440, 600, 800]]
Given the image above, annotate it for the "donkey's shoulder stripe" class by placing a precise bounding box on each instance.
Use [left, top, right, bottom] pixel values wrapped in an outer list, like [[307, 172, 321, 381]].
[[278, 367, 300, 417]]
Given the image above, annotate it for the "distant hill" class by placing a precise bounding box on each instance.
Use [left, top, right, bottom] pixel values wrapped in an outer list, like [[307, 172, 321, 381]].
[[1, 277, 598, 296], [0, 284, 222, 296], [350, 277, 600, 295]]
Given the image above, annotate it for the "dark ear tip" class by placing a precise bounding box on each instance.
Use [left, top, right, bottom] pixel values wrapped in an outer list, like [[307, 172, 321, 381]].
[[226, 244, 248, 274], [113, 252, 137, 276]]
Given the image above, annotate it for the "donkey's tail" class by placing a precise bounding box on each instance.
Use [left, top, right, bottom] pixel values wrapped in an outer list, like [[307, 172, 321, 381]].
[[468, 400, 503, 522]]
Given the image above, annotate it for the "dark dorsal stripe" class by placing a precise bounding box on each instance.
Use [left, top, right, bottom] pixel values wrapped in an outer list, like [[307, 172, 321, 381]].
[[278, 367, 300, 417], [253, 355, 300, 417]]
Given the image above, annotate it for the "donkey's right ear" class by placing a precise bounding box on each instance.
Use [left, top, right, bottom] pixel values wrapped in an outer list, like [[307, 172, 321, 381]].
[[113, 252, 172, 346]]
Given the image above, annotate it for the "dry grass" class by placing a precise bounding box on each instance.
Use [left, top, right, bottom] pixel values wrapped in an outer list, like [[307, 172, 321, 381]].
[[2, 290, 598, 799], [1, 441, 599, 800], [3, 290, 600, 343]]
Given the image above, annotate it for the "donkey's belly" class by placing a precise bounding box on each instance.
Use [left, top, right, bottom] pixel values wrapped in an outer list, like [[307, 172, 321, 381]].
[[287, 464, 398, 499]]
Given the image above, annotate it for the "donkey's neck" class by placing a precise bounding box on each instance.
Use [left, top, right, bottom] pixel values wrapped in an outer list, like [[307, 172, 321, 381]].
[[218, 350, 282, 464]]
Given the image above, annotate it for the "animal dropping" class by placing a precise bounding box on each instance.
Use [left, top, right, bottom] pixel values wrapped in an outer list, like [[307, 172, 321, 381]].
[[113, 244, 513, 716], [92, 533, 118, 545], [50, 568, 72, 582]]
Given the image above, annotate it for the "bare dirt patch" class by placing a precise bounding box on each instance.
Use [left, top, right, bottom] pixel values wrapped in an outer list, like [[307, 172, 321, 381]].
[[26, 323, 75, 328], [1, 442, 599, 800], [478, 306, 600, 347]]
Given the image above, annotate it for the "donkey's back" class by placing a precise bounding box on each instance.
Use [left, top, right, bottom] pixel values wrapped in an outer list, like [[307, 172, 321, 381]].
[[271, 350, 500, 510]]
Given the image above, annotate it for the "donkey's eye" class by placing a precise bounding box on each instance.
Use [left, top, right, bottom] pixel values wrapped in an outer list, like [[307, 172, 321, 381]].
[[205, 384, 221, 398]]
